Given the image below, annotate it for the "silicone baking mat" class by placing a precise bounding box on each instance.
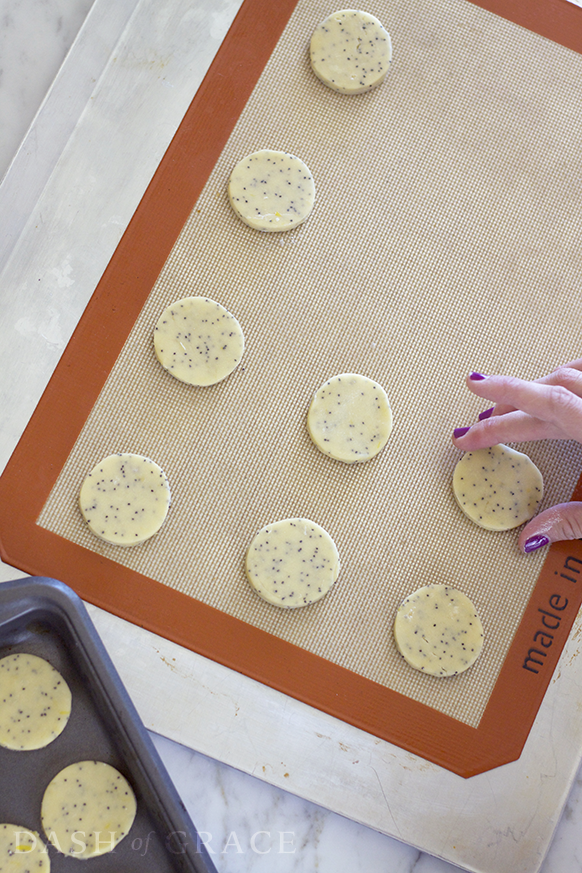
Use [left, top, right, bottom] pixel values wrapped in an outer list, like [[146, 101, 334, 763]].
[[2, 0, 582, 777]]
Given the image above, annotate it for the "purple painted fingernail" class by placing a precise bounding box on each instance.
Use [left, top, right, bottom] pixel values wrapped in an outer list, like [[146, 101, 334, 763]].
[[524, 535, 550, 554], [453, 426, 471, 438], [478, 407, 494, 421], [469, 371, 487, 381]]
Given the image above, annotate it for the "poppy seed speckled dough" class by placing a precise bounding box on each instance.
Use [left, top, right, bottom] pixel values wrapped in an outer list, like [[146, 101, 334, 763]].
[[394, 584, 484, 677], [0, 654, 71, 751], [246, 518, 340, 608], [228, 149, 315, 232], [41, 761, 136, 858], [453, 444, 543, 531], [154, 296, 244, 386], [307, 373, 392, 463], [79, 453, 171, 546], [0, 824, 50, 873], [310, 9, 392, 95]]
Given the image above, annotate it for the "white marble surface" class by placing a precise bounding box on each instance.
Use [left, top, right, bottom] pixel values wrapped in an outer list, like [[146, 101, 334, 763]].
[[147, 731, 582, 873], [0, 0, 96, 182], [1, 2, 582, 872]]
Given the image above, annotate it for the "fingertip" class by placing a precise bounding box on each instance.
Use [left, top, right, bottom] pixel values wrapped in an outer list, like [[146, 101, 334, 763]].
[[453, 426, 471, 439], [465, 371, 494, 396]]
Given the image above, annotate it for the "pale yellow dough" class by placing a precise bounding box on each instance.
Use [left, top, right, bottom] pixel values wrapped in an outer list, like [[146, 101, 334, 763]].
[[154, 296, 244, 386], [307, 372, 392, 463], [310, 9, 392, 95], [228, 149, 315, 232], [0, 653, 71, 751], [453, 444, 543, 531], [79, 453, 171, 546], [394, 584, 484, 677], [41, 761, 136, 859], [246, 518, 340, 608], [0, 824, 50, 873]]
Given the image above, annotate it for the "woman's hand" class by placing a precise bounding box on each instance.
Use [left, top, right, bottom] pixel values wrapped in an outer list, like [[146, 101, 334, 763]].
[[452, 360, 582, 553]]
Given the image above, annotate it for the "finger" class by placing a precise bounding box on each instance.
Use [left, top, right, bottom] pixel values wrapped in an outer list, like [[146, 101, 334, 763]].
[[518, 502, 582, 553], [463, 374, 582, 440], [452, 410, 565, 450], [537, 366, 582, 398], [473, 366, 582, 421], [471, 364, 582, 391]]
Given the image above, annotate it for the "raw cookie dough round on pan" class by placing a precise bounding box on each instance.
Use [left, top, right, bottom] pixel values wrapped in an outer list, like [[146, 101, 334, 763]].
[[453, 444, 543, 531], [394, 584, 484, 677], [310, 9, 392, 95], [228, 149, 315, 232], [0, 824, 50, 873], [246, 518, 340, 608], [307, 372, 392, 463], [0, 653, 71, 751], [41, 761, 137, 859], [154, 296, 244, 386], [79, 453, 171, 546]]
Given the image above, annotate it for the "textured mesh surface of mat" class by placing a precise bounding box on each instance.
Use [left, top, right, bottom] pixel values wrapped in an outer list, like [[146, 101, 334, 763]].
[[39, 0, 582, 726]]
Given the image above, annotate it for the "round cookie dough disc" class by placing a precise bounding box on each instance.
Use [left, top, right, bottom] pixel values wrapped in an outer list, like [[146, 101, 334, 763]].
[[41, 761, 136, 859], [0, 824, 50, 873], [154, 296, 244, 386], [453, 444, 543, 531], [228, 149, 315, 232], [79, 453, 171, 546], [0, 654, 71, 751], [307, 373, 392, 463], [310, 9, 392, 95], [394, 584, 484, 677], [246, 518, 340, 608]]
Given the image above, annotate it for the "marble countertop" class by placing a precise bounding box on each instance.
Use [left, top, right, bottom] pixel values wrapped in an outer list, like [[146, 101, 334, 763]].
[[1, 1, 582, 872]]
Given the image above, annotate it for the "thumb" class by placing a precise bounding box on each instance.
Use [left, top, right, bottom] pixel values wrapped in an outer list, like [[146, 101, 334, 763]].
[[519, 502, 582, 553]]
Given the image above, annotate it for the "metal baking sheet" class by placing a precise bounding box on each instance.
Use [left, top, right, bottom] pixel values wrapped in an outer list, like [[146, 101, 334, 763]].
[[0, 576, 216, 873], [2, 0, 582, 870], [2, 0, 582, 778]]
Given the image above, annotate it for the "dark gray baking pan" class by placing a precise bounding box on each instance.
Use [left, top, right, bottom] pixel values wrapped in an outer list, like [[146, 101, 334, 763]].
[[0, 576, 217, 873]]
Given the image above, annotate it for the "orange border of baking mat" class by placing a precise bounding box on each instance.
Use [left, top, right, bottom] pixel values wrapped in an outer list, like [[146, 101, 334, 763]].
[[1, 0, 582, 778]]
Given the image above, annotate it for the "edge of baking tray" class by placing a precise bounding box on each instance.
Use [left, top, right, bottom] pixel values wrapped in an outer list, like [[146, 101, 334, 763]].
[[0, 575, 218, 873]]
